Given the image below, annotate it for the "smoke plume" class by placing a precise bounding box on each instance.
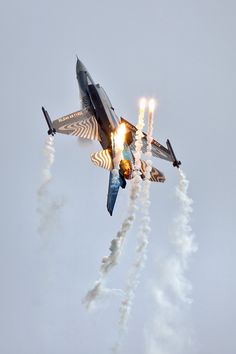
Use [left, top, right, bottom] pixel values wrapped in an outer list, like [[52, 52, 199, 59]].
[[37, 136, 64, 240], [113, 100, 154, 352], [38, 136, 55, 196], [145, 169, 197, 354], [83, 102, 146, 310]]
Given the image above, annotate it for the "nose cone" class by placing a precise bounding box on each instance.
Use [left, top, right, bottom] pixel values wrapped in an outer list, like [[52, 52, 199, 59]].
[[76, 57, 86, 76]]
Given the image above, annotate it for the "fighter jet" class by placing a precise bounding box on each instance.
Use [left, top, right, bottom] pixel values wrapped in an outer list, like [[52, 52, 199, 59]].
[[42, 58, 181, 215]]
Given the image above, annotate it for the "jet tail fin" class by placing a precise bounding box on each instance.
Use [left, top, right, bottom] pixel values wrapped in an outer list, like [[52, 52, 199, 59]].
[[107, 171, 126, 215]]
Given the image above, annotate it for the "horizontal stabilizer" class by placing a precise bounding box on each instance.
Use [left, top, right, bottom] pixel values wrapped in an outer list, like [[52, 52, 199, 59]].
[[140, 160, 165, 182], [52, 108, 99, 140], [90, 149, 113, 170]]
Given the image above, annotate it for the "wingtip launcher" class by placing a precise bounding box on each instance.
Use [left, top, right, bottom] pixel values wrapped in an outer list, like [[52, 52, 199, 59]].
[[42, 106, 56, 136], [166, 139, 181, 168]]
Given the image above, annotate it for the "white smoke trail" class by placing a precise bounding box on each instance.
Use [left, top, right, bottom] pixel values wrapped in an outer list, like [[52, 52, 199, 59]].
[[113, 100, 155, 353], [169, 169, 197, 301], [38, 136, 55, 196], [82, 182, 140, 310], [37, 136, 64, 239], [83, 101, 146, 310], [145, 169, 197, 354]]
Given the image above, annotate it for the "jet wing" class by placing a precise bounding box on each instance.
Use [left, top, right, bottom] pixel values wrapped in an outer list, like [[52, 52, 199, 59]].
[[121, 118, 174, 162], [52, 108, 100, 140]]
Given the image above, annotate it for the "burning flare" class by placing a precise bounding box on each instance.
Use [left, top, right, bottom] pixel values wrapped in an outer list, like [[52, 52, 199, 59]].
[[140, 97, 147, 112], [148, 98, 155, 113], [112, 123, 126, 171], [114, 122, 126, 152]]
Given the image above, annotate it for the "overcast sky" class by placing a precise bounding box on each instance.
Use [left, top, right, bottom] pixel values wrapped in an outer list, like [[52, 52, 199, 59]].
[[0, 1, 235, 353]]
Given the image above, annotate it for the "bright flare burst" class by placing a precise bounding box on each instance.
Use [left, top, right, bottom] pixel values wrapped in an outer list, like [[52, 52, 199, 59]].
[[147, 99, 156, 143], [114, 122, 126, 152], [140, 97, 147, 112], [112, 123, 126, 171], [148, 98, 155, 113]]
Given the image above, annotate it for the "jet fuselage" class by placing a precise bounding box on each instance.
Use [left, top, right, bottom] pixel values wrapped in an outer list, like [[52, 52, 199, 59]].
[[76, 59, 121, 150]]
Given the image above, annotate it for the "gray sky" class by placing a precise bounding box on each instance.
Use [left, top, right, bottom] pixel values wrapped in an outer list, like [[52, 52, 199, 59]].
[[0, 0, 235, 353]]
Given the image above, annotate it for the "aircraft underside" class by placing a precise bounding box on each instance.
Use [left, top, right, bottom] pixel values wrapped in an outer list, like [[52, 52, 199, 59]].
[[42, 58, 181, 215]]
